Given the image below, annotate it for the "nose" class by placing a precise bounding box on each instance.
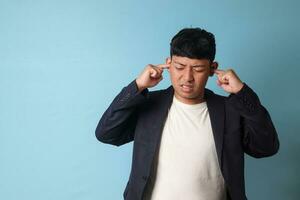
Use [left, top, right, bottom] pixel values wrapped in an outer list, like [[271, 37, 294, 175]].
[[183, 67, 194, 82]]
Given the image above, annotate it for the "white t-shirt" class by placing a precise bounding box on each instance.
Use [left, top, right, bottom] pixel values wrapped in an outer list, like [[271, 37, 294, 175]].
[[143, 95, 227, 200]]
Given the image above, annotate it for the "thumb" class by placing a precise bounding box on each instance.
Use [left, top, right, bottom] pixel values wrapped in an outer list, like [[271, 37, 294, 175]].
[[150, 69, 159, 78]]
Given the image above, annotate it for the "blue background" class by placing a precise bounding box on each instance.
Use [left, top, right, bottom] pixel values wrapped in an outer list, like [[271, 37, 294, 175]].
[[0, 0, 299, 199]]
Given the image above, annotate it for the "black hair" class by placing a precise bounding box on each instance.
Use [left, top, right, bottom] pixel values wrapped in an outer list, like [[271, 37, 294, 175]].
[[170, 27, 216, 62]]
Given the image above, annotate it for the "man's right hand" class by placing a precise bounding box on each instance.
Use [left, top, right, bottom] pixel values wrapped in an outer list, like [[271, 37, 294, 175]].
[[135, 63, 170, 92]]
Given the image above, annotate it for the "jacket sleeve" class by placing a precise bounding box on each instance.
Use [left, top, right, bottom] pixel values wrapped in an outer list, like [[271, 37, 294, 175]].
[[227, 83, 280, 158], [95, 79, 149, 146]]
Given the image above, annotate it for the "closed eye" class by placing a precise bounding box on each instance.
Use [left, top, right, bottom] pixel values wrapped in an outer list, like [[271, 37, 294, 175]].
[[174, 64, 184, 70], [193, 66, 205, 72]]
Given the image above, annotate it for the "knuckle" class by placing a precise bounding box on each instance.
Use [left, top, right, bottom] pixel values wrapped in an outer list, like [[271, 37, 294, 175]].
[[147, 64, 153, 68]]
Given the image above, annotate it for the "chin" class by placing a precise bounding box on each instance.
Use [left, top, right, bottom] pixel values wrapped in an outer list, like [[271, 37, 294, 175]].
[[176, 90, 196, 99]]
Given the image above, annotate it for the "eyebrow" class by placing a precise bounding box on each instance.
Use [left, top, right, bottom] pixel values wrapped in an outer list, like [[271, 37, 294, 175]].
[[173, 61, 206, 67]]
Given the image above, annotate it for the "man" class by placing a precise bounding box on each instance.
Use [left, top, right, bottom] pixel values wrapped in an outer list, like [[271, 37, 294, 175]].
[[95, 28, 279, 200]]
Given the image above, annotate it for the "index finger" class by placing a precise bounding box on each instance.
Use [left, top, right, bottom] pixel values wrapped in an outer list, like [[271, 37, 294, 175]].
[[156, 63, 170, 69], [214, 69, 225, 74]]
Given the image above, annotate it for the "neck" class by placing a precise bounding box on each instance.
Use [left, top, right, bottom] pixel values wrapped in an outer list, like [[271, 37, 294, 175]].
[[174, 92, 205, 105]]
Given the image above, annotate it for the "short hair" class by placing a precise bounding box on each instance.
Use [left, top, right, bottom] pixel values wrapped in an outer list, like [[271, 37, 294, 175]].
[[170, 27, 216, 62]]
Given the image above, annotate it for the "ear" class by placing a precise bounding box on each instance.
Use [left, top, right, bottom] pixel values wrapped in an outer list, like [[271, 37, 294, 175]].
[[209, 61, 218, 77], [166, 57, 171, 71]]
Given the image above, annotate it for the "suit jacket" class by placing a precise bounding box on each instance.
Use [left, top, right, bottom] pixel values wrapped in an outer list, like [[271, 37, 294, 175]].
[[95, 79, 279, 200]]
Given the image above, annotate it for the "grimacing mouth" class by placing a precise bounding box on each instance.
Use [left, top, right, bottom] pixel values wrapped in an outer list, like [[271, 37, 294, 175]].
[[180, 83, 194, 87]]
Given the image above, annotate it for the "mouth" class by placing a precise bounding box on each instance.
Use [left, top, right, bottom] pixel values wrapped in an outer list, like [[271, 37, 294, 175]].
[[180, 84, 194, 92]]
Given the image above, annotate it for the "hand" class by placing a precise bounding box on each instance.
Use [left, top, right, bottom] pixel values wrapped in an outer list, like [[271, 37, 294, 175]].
[[136, 63, 170, 92], [214, 69, 244, 94]]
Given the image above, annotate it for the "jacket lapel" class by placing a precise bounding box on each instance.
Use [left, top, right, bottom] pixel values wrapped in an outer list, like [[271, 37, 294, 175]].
[[205, 89, 225, 168], [149, 86, 174, 150]]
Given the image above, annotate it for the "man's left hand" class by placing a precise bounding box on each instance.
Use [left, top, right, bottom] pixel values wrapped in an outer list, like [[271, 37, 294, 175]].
[[214, 69, 244, 94]]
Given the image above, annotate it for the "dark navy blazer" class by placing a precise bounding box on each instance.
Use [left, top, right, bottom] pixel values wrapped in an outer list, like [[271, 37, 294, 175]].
[[95, 79, 279, 200]]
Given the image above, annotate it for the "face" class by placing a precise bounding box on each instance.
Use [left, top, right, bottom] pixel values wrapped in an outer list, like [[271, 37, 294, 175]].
[[166, 55, 217, 104]]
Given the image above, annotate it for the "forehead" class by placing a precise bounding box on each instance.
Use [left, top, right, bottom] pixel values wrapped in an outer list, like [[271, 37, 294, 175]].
[[172, 55, 210, 66]]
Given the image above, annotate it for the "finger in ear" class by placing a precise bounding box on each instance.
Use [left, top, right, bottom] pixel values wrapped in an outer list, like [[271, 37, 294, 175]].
[[166, 57, 171, 64], [211, 61, 218, 69]]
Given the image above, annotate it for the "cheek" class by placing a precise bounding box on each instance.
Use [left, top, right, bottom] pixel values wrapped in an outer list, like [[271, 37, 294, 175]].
[[169, 69, 182, 86], [196, 72, 207, 78], [194, 74, 209, 85], [169, 69, 179, 79]]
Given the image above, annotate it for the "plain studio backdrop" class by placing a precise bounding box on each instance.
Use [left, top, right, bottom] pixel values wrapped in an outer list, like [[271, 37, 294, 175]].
[[0, 0, 299, 199]]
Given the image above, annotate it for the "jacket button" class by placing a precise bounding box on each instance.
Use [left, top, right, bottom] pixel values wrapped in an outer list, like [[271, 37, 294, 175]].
[[142, 176, 148, 181]]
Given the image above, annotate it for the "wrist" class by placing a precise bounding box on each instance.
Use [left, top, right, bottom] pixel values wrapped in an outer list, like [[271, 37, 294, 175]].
[[135, 78, 146, 92], [233, 82, 245, 94]]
